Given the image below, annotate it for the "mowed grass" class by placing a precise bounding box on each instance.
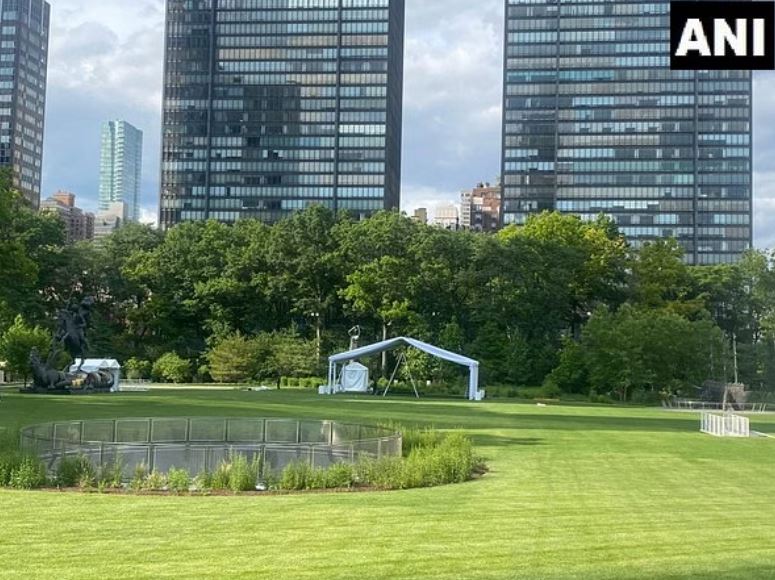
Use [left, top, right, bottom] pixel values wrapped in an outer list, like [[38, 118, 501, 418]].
[[1, 389, 775, 579]]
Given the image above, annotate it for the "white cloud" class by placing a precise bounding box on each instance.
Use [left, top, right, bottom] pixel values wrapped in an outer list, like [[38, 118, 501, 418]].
[[139, 207, 158, 228]]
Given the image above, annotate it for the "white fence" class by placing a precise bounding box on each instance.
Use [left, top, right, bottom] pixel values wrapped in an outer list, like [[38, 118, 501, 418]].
[[700, 412, 750, 438]]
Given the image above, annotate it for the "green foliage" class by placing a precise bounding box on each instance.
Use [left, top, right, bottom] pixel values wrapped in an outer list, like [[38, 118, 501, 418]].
[[560, 306, 726, 401], [0, 315, 50, 385], [206, 333, 264, 383], [202, 455, 260, 493], [267, 329, 319, 380], [98, 461, 124, 490], [8, 456, 47, 489], [56, 455, 95, 488], [278, 461, 318, 491], [124, 358, 152, 380], [7, 201, 775, 396], [130, 464, 148, 492], [152, 353, 191, 384], [143, 471, 167, 491], [167, 468, 192, 493], [273, 428, 481, 492], [227, 455, 260, 493]]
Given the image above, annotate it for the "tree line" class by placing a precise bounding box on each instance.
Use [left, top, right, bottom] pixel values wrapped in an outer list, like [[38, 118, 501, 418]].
[[2, 175, 775, 400]]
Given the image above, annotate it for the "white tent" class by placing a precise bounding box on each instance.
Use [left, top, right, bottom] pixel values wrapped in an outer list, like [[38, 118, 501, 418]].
[[341, 362, 370, 393], [326, 337, 481, 401], [70, 359, 122, 392]]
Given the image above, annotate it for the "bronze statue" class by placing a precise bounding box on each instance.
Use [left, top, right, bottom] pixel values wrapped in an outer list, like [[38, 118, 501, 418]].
[[54, 297, 94, 371], [27, 296, 114, 394], [29, 348, 72, 391]]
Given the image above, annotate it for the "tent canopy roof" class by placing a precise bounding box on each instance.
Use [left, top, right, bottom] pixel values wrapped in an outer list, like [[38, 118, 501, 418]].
[[329, 337, 478, 369], [71, 359, 122, 371]]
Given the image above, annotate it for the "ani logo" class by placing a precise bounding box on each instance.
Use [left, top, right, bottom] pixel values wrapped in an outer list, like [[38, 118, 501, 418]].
[[670, 1, 775, 70]]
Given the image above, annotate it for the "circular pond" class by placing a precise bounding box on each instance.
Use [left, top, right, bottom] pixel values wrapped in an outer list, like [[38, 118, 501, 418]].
[[20, 417, 402, 483]]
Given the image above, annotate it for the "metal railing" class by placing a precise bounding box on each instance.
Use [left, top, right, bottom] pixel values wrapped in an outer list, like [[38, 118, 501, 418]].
[[20, 417, 402, 482], [666, 400, 768, 413]]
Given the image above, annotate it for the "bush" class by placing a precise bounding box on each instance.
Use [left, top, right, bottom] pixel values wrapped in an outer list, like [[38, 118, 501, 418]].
[[124, 358, 152, 381], [56, 455, 95, 488], [193, 470, 212, 492], [278, 461, 316, 491], [143, 470, 167, 491], [228, 454, 260, 493], [203, 454, 260, 492], [167, 468, 191, 493], [130, 464, 148, 492], [0, 451, 22, 487], [401, 433, 476, 489], [151, 353, 191, 384], [324, 462, 355, 489], [98, 461, 124, 490], [9, 456, 47, 489], [273, 428, 483, 492]]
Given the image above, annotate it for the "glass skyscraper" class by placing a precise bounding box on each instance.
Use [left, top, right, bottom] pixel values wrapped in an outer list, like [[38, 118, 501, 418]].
[[159, 0, 405, 230], [99, 120, 143, 222], [0, 0, 49, 207], [502, 0, 753, 265]]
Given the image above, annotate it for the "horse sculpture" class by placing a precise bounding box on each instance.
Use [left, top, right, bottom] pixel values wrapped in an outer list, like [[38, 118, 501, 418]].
[[29, 348, 72, 391]]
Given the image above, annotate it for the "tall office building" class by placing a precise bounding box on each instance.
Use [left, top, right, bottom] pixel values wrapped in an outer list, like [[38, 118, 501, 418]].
[[99, 120, 143, 222], [159, 0, 405, 230], [502, 0, 753, 265], [0, 0, 50, 207]]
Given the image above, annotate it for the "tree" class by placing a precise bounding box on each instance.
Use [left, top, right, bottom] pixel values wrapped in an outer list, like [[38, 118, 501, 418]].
[[0, 316, 50, 386], [267, 330, 319, 387], [0, 171, 66, 331], [630, 239, 704, 317], [567, 306, 725, 400], [151, 353, 191, 384], [207, 333, 264, 383]]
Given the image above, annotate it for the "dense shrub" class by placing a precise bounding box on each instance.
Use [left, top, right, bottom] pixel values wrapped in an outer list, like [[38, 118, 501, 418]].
[[273, 429, 482, 492], [204, 455, 260, 492], [124, 358, 152, 380], [0, 451, 22, 487], [56, 455, 95, 488], [167, 468, 191, 493], [9, 456, 47, 489], [152, 353, 191, 384]]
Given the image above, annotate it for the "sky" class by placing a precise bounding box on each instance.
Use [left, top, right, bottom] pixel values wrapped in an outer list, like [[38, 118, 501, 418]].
[[41, 0, 775, 248]]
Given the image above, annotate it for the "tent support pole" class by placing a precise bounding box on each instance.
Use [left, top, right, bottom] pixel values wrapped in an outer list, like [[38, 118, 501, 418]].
[[405, 355, 420, 399], [383, 352, 404, 398]]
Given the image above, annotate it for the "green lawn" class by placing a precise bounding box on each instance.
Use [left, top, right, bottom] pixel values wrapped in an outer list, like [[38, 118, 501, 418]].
[[1, 389, 775, 579]]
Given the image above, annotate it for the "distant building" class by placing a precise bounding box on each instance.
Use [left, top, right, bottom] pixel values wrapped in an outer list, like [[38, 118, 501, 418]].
[[501, 0, 753, 264], [159, 1, 406, 229], [0, 0, 50, 207], [39, 191, 94, 243], [100, 120, 143, 222], [413, 208, 428, 224], [433, 203, 460, 230], [461, 182, 502, 233], [93, 201, 127, 242]]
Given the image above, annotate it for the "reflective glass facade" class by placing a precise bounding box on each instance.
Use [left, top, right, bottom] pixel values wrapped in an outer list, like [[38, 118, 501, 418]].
[[99, 120, 143, 222], [0, 0, 49, 207], [502, 0, 753, 265], [160, 0, 404, 229]]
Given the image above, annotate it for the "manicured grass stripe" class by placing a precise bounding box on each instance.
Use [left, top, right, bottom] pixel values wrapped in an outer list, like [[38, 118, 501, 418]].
[[2, 390, 775, 578]]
